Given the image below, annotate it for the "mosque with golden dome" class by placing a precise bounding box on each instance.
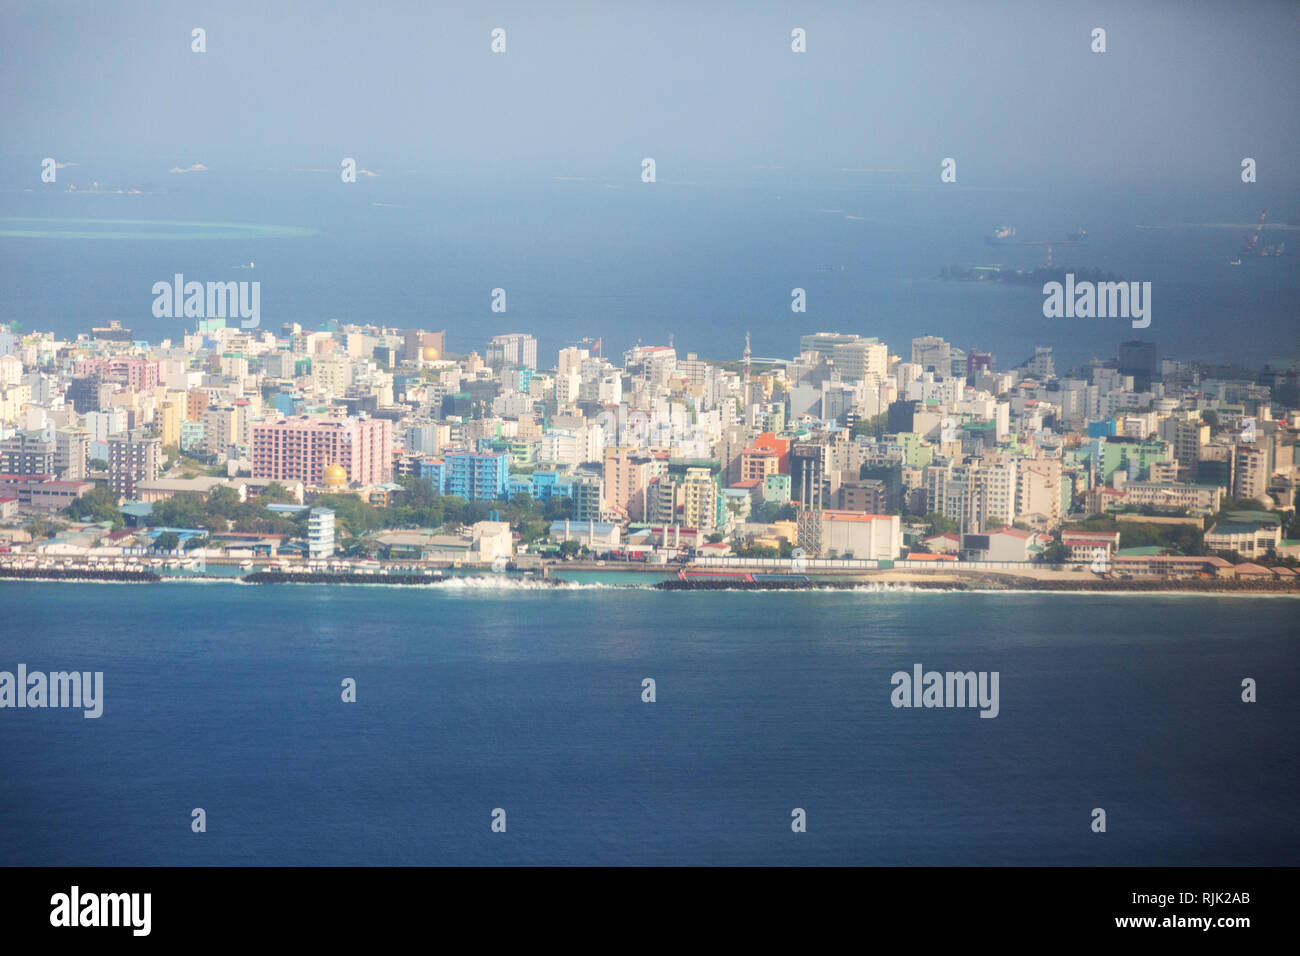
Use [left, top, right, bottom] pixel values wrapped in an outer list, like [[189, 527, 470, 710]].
[[321, 462, 348, 489]]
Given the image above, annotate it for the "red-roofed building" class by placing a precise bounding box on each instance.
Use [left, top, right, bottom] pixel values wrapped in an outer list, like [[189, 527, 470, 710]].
[[1061, 530, 1121, 562], [922, 532, 961, 554]]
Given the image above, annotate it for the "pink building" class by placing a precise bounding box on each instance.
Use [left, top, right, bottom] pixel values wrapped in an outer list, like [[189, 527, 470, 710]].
[[109, 358, 161, 390], [252, 416, 392, 486], [603, 453, 652, 520], [77, 358, 161, 390]]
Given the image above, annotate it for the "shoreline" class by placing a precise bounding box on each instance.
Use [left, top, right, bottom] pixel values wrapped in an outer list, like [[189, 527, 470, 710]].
[[1, 563, 1297, 594]]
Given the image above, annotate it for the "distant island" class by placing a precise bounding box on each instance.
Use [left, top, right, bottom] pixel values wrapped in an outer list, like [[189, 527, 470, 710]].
[[939, 264, 1125, 286]]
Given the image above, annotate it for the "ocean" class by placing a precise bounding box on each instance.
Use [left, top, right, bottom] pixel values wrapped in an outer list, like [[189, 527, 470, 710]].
[[1, 580, 1295, 865], [2, 172, 1298, 371]]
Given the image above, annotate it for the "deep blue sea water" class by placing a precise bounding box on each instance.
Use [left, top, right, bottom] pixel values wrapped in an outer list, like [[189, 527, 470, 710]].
[[1, 581, 1295, 866], [2, 173, 1297, 371]]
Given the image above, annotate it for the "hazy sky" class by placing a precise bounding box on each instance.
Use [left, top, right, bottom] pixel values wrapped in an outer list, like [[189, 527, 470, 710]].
[[2, 0, 1297, 189]]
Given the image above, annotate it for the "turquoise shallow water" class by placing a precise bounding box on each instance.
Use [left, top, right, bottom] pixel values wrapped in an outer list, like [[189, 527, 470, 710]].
[[1, 582, 1295, 865]]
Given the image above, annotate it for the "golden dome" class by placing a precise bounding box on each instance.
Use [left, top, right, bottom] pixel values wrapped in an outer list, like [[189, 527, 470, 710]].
[[421, 345, 440, 361], [322, 463, 347, 487]]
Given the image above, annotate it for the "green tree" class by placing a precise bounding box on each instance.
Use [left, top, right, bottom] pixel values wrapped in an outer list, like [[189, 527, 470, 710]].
[[155, 531, 181, 552], [257, 481, 294, 504], [924, 512, 960, 535], [64, 485, 123, 529], [542, 496, 573, 522], [207, 485, 242, 518], [1042, 541, 1070, 564], [733, 544, 780, 558]]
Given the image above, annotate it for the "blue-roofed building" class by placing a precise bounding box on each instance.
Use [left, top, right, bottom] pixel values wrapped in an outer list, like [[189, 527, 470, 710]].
[[119, 501, 155, 527]]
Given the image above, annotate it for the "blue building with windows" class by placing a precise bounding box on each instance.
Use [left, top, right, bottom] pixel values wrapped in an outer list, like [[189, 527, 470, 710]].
[[506, 470, 577, 501], [419, 458, 447, 494], [443, 452, 509, 500]]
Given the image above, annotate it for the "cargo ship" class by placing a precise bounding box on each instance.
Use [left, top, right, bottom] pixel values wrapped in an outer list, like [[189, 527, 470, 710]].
[[984, 225, 1016, 245]]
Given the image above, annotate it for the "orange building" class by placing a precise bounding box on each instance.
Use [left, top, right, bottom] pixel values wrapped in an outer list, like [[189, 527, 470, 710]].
[[753, 432, 791, 474], [185, 389, 209, 422]]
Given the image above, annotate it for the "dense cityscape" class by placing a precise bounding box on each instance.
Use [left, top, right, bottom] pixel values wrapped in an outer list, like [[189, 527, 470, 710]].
[[1, 317, 1296, 588]]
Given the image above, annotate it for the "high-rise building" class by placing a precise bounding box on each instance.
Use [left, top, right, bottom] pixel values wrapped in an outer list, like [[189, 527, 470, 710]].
[[1232, 444, 1268, 502], [107, 429, 162, 498], [66, 376, 107, 413], [486, 333, 537, 370], [603, 453, 652, 520], [799, 332, 861, 360], [1118, 340, 1159, 383], [1158, 415, 1209, 479], [203, 405, 242, 460], [571, 473, 603, 522], [966, 351, 994, 379], [557, 347, 589, 377], [0, 431, 55, 475], [680, 467, 719, 532], [831, 339, 888, 383], [911, 336, 952, 375], [1026, 347, 1054, 379], [252, 416, 392, 486], [308, 508, 336, 559], [739, 448, 780, 483], [85, 407, 129, 443], [153, 400, 182, 448], [55, 428, 90, 480], [443, 451, 509, 500], [838, 479, 888, 514]]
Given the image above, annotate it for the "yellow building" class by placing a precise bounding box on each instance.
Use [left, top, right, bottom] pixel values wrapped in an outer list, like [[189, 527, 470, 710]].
[[681, 467, 718, 532], [157, 400, 182, 448]]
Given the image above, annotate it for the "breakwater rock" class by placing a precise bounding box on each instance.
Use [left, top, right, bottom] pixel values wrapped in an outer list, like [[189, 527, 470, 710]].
[[0, 566, 161, 583], [242, 571, 448, 585]]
